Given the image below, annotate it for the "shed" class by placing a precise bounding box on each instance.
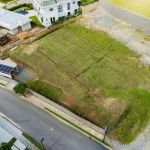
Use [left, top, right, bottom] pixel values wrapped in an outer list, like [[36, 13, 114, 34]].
[[0, 8, 31, 35]]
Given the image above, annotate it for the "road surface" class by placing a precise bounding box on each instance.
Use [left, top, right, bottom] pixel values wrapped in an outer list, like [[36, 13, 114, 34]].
[[0, 86, 108, 150]]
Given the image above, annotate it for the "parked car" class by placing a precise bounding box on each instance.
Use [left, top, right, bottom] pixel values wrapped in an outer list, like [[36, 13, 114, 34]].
[[16, 10, 28, 15]]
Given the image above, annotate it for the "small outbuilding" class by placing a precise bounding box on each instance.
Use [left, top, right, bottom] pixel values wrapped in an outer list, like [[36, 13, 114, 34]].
[[0, 60, 18, 78], [0, 8, 31, 35]]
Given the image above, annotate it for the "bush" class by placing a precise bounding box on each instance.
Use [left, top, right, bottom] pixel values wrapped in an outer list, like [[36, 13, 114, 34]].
[[27, 80, 62, 102], [13, 82, 28, 96], [52, 13, 78, 25], [29, 16, 45, 28], [0, 143, 11, 150], [80, 0, 98, 6], [6, 3, 33, 11]]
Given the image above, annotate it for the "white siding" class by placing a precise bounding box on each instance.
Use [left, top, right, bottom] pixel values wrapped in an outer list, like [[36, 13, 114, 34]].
[[21, 23, 31, 31], [33, 0, 79, 27], [10, 28, 18, 35]]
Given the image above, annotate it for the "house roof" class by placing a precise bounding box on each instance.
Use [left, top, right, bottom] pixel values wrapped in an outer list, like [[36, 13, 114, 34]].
[[36, 0, 73, 7], [0, 9, 31, 30], [0, 60, 17, 78]]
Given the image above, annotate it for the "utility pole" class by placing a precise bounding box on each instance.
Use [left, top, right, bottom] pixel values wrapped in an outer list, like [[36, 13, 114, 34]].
[[41, 138, 46, 150]]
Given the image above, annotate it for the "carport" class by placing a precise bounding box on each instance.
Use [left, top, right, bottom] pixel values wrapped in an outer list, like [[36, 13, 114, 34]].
[[0, 60, 18, 78]]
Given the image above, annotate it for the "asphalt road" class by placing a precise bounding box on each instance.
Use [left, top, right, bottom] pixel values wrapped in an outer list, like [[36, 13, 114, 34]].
[[0, 86, 108, 150]]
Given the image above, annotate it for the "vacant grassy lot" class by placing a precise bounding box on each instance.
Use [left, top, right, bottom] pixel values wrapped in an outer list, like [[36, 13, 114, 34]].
[[10, 23, 150, 143], [107, 0, 150, 18]]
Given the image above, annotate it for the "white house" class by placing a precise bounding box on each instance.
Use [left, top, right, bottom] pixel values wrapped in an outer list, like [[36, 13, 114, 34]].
[[32, 0, 80, 27], [0, 9, 31, 35]]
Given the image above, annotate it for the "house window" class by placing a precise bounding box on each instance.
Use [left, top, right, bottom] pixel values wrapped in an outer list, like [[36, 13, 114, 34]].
[[58, 5, 63, 12], [49, 8, 53, 11], [67, 3, 70, 10], [73, 1, 75, 4], [50, 17, 53, 23], [41, 17, 43, 22]]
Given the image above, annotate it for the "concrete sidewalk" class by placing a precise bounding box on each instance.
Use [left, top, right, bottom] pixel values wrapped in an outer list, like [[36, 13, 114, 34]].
[[0, 115, 38, 150], [0, 124, 26, 150]]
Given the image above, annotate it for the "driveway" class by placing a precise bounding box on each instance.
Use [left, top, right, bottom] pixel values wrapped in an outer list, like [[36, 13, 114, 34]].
[[13, 65, 35, 82], [0, 86, 108, 150]]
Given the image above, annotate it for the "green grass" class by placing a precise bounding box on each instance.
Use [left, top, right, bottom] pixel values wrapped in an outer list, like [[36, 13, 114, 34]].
[[107, 0, 150, 18], [44, 107, 110, 147], [8, 137, 16, 147], [22, 133, 44, 150], [10, 23, 150, 143], [81, 0, 98, 6], [0, 0, 15, 4], [27, 80, 62, 102], [30, 16, 45, 28], [0, 83, 5, 86]]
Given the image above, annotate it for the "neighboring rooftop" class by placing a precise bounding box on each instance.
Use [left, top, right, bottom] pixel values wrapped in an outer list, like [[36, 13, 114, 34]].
[[36, 0, 72, 7], [0, 8, 31, 30], [0, 60, 18, 78]]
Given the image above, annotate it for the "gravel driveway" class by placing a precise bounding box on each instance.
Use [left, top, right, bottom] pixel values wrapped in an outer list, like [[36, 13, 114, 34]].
[[79, 8, 150, 65], [78, 8, 150, 150]]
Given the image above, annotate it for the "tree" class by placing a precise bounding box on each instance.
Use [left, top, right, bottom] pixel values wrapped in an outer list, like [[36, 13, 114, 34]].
[[0, 142, 11, 150], [13, 82, 28, 96]]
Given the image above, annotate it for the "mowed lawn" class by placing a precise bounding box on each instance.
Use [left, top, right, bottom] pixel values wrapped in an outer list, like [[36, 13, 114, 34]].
[[107, 0, 150, 18], [11, 23, 150, 143]]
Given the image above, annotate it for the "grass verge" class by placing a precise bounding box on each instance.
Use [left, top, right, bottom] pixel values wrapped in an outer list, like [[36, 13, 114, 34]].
[[44, 107, 110, 147], [0, 83, 5, 86], [30, 16, 45, 28], [22, 133, 44, 150]]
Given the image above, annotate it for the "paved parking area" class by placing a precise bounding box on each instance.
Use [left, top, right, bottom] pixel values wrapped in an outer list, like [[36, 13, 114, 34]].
[[13, 65, 35, 82]]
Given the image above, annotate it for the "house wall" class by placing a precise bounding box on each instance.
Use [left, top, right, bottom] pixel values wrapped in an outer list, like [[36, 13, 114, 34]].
[[32, 0, 79, 27], [21, 22, 32, 31], [99, 0, 150, 35], [10, 28, 18, 36]]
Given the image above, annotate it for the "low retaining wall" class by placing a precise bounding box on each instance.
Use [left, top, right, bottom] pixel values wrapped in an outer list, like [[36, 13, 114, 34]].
[[26, 88, 105, 135], [99, 0, 150, 35], [82, 1, 99, 15]]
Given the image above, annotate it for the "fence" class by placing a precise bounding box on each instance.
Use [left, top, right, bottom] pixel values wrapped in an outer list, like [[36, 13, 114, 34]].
[[99, 0, 150, 35]]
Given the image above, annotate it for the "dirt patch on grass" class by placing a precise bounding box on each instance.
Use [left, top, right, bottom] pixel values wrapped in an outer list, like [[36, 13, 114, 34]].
[[24, 43, 39, 55]]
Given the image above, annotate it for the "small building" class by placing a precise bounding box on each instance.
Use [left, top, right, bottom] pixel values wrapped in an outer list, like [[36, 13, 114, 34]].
[[0, 60, 18, 78], [32, 0, 80, 27], [0, 8, 31, 35]]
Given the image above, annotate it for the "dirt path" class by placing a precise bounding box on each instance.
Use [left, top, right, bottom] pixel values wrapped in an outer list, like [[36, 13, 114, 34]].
[[78, 8, 150, 150]]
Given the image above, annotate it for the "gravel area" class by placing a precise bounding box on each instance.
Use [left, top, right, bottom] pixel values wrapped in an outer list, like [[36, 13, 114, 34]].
[[78, 7, 150, 150], [79, 8, 150, 65]]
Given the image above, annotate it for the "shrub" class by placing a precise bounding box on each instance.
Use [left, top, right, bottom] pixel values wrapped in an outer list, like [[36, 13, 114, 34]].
[[6, 3, 33, 11], [29, 16, 45, 28], [13, 82, 28, 96], [27, 80, 62, 102]]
